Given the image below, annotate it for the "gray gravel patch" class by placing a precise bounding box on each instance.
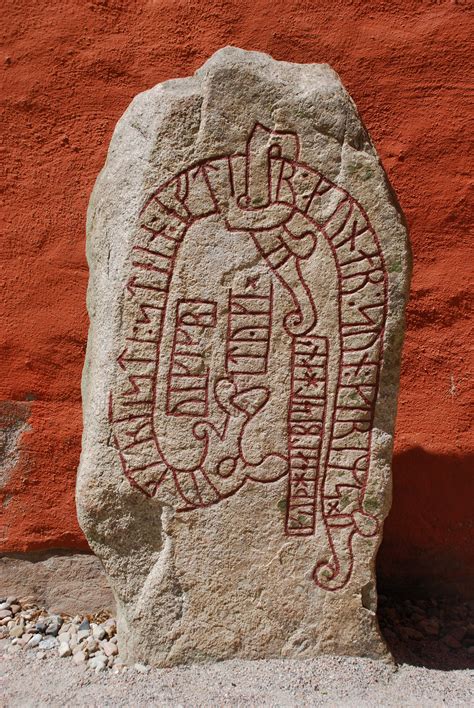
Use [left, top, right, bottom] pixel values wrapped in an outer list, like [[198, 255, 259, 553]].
[[1, 639, 473, 707]]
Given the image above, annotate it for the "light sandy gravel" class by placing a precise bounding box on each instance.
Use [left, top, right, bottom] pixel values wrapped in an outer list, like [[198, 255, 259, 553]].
[[1, 641, 473, 707]]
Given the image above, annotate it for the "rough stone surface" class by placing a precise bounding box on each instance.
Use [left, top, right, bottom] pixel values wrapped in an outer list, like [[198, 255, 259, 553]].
[[77, 47, 410, 666]]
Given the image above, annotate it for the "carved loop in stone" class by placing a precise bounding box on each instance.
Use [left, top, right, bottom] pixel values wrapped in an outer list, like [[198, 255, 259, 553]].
[[109, 123, 389, 592]]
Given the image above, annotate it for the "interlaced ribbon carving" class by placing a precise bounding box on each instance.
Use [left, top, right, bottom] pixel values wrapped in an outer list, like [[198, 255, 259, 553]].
[[109, 123, 388, 591]]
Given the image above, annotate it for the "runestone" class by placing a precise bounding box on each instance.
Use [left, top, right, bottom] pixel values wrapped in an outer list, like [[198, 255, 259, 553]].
[[77, 47, 411, 665]]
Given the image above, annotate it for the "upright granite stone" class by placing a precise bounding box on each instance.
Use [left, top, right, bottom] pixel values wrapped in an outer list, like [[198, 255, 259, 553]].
[[77, 47, 411, 665]]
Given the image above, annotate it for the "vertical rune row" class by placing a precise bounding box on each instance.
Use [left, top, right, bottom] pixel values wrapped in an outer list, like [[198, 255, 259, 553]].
[[286, 335, 329, 536], [109, 122, 387, 590], [313, 197, 387, 590]]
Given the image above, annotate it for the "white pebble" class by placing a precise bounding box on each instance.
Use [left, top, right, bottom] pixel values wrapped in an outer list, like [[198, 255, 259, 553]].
[[73, 650, 87, 665], [86, 636, 99, 654], [89, 654, 107, 672], [27, 634, 43, 648], [38, 637, 58, 651], [92, 625, 106, 641], [58, 641, 72, 658], [102, 640, 118, 657]]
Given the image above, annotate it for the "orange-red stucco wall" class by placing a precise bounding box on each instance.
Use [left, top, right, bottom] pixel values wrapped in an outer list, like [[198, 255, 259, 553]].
[[1, 0, 473, 596]]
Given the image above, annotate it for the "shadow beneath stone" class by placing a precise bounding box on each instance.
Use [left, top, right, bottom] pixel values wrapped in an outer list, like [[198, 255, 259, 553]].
[[378, 447, 474, 600], [376, 447, 474, 669], [378, 593, 474, 670]]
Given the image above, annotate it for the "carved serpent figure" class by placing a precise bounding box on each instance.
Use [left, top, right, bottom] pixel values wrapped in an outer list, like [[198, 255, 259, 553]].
[[110, 123, 388, 591]]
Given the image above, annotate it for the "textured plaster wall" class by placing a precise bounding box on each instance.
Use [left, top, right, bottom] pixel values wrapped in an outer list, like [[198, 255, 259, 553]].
[[1, 0, 472, 596]]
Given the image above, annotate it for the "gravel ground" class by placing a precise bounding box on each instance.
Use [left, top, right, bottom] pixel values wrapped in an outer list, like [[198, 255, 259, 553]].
[[1, 641, 473, 707], [1, 593, 473, 707]]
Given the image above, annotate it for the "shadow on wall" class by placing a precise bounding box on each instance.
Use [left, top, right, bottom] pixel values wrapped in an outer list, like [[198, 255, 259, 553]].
[[377, 447, 474, 600]]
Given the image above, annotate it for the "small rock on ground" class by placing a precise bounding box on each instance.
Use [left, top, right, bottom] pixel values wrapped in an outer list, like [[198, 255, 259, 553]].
[[1, 638, 473, 707]]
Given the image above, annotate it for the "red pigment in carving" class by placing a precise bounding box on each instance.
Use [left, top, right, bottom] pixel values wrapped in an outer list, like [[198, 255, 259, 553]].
[[109, 124, 388, 590], [167, 299, 217, 417], [226, 281, 273, 375]]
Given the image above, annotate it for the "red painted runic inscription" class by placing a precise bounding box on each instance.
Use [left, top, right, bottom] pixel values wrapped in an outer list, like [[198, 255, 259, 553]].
[[109, 123, 388, 591], [286, 336, 328, 536], [167, 300, 217, 417], [226, 279, 273, 375]]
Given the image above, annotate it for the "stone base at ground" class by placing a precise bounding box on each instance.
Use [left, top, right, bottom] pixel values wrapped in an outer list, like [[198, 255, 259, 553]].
[[2, 600, 474, 707]]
